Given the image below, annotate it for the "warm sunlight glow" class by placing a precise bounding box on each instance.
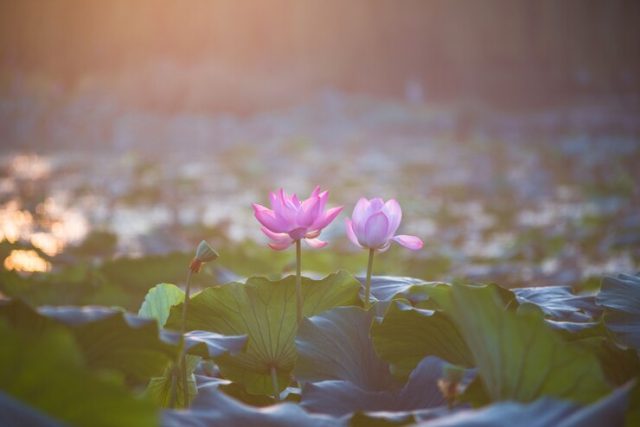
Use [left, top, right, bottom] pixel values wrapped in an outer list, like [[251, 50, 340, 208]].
[[3, 249, 51, 273]]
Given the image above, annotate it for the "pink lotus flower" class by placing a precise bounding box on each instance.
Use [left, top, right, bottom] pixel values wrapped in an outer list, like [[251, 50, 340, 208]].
[[253, 186, 343, 250], [345, 198, 423, 251]]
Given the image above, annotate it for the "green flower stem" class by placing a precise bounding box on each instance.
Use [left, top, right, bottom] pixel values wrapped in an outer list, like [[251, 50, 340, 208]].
[[364, 248, 375, 309], [270, 365, 280, 401], [181, 269, 193, 336], [295, 239, 302, 325], [169, 268, 194, 408], [167, 364, 179, 408], [180, 268, 194, 407]]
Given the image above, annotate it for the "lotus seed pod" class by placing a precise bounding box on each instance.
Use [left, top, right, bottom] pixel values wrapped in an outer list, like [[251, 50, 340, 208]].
[[195, 240, 219, 263]]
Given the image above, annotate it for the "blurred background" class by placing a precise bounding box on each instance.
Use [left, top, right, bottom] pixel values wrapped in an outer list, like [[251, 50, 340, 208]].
[[1, 0, 639, 309]]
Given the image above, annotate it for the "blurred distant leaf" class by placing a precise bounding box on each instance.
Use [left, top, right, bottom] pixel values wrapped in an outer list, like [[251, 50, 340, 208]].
[[371, 300, 474, 380], [166, 271, 360, 395], [0, 320, 157, 427], [596, 273, 640, 349], [70, 230, 118, 258], [100, 253, 188, 288], [448, 284, 610, 404], [138, 283, 185, 327]]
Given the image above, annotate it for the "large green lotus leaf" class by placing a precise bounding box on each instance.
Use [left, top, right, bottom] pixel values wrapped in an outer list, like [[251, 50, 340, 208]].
[[0, 299, 176, 382], [295, 306, 394, 390], [421, 383, 632, 427], [513, 286, 601, 323], [162, 386, 341, 427], [449, 283, 610, 404], [556, 321, 640, 387], [137, 284, 248, 359], [145, 355, 200, 409], [0, 320, 157, 427], [138, 283, 185, 327], [299, 356, 450, 417], [596, 273, 640, 349], [371, 300, 474, 379], [355, 276, 440, 303], [165, 271, 361, 395]]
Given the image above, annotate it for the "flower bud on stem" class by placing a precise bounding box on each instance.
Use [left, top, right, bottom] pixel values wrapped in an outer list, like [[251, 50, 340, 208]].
[[169, 240, 218, 409]]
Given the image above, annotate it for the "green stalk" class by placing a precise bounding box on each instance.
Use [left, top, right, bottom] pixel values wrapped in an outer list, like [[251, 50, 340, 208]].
[[179, 268, 194, 407], [169, 268, 194, 408], [364, 248, 375, 309], [181, 269, 193, 336], [270, 365, 280, 401], [295, 239, 302, 325]]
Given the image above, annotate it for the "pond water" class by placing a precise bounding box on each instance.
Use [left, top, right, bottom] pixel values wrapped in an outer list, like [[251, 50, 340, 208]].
[[1, 92, 639, 287]]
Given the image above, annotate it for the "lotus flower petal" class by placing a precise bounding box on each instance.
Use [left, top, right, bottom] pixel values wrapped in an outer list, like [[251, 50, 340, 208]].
[[253, 204, 288, 233], [305, 238, 328, 249], [345, 218, 363, 248], [382, 199, 402, 237], [268, 240, 294, 251], [298, 196, 321, 227], [346, 197, 422, 253], [255, 186, 341, 249], [311, 206, 343, 230], [261, 227, 290, 243], [363, 212, 390, 248], [392, 235, 423, 250]]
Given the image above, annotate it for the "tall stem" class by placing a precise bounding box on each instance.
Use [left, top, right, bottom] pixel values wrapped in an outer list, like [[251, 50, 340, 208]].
[[295, 239, 302, 325], [181, 269, 193, 336], [270, 365, 280, 401], [364, 248, 375, 309], [169, 268, 194, 409], [180, 268, 193, 407]]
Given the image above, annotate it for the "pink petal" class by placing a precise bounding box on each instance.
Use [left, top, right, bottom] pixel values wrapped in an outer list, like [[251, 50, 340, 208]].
[[253, 204, 288, 233], [363, 211, 390, 248], [268, 240, 294, 251], [274, 189, 297, 225], [377, 241, 392, 253], [382, 199, 402, 236], [311, 206, 343, 230], [345, 218, 363, 248], [297, 195, 321, 227], [288, 227, 307, 240], [392, 235, 423, 250], [316, 190, 329, 213], [305, 238, 328, 249], [310, 185, 321, 198], [351, 198, 371, 235], [269, 192, 279, 210], [261, 226, 290, 243], [305, 230, 321, 239]]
